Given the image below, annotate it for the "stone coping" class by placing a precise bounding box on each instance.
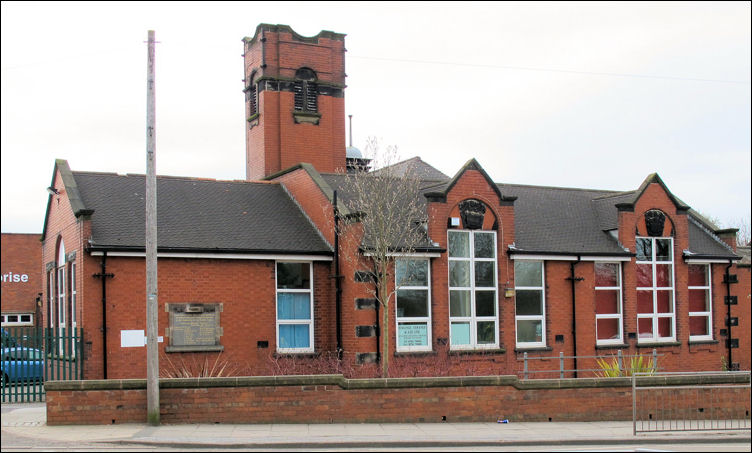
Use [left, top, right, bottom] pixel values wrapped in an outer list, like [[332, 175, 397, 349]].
[[44, 372, 749, 392]]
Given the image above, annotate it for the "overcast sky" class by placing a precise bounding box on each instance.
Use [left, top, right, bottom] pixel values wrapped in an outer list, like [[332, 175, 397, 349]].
[[1, 1, 750, 235]]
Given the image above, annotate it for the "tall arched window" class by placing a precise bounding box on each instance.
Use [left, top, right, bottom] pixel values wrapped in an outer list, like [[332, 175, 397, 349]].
[[56, 240, 66, 332]]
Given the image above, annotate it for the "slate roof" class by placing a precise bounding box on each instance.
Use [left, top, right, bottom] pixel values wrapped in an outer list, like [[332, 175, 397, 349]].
[[70, 171, 332, 255], [321, 159, 738, 259], [371, 157, 450, 181], [686, 216, 739, 259], [498, 183, 628, 255]]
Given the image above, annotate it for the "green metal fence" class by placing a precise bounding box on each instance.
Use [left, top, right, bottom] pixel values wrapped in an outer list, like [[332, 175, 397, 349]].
[[1, 326, 83, 402]]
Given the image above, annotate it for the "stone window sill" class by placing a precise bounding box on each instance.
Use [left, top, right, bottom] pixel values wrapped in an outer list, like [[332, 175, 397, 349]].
[[165, 345, 224, 353], [449, 348, 506, 356], [636, 341, 681, 348], [595, 343, 630, 350], [293, 111, 321, 125]]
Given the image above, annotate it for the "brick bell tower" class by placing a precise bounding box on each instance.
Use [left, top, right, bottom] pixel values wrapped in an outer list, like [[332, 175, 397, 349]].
[[243, 24, 347, 180]]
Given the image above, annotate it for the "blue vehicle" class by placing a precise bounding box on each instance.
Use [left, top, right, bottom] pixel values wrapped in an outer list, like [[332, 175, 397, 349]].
[[2, 347, 44, 385]]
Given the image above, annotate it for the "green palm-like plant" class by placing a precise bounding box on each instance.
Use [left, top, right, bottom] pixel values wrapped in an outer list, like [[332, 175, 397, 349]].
[[596, 355, 655, 377]]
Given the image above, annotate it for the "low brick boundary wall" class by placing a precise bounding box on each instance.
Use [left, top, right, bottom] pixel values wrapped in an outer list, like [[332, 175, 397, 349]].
[[45, 374, 750, 425]]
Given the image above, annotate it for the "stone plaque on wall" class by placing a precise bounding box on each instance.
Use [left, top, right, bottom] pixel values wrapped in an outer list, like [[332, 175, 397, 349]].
[[166, 303, 223, 352]]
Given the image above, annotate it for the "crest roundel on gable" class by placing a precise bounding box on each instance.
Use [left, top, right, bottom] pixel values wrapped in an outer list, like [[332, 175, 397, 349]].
[[637, 209, 674, 237], [450, 199, 497, 230]]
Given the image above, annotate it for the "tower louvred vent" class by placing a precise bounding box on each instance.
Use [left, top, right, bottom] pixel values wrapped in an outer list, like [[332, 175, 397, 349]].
[[247, 85, 258, 115], [306, 83, 318, 111], [294, 82, 305, 111]]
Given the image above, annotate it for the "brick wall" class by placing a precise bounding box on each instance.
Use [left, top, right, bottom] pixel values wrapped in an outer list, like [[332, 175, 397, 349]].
[[1, 233, 42, 321], [89, 257, 335, 379], [732, 263, 750, 371], [45, 373, 750, 425]]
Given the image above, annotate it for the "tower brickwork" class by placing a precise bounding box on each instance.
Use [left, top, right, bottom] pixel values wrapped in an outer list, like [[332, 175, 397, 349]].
[[243, 24, 347, 180]]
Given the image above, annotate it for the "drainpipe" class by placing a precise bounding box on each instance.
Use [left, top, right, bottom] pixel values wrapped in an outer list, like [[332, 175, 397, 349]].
[[93, 252, 114, 379], [566, 257, 584, 378], [725, 260, 733, 369], [374, 268, 380, 364], [333, 191, 343, 359]]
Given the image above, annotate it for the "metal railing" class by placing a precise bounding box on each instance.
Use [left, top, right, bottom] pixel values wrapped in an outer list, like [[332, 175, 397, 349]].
[[1, 326, 83, 402], [519, 349, 661, 379], [632, 371, 751, 434]]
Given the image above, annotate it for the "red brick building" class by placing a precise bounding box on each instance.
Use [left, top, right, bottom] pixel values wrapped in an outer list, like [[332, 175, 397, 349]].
[[40, 24, 750, 379], [1, 233, 42, 327]]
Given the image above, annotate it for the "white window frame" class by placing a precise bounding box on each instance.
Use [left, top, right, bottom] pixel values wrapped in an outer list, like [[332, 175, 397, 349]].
[[688, 263, 713, 342], [448, 230, 499, 350], [275, 261, 314, 353], [70, 261, 77, 329], [635, 236, 676, 343], [395, 258, 432, 352], [594, 262, 623, 345], [48, 269, 55, 328], [1, 314, 34, 326], [514, 260, 546, 348], [57, 242, 66, 330]]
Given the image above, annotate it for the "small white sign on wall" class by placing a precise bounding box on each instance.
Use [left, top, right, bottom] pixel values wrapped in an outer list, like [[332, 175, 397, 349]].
[[121, 330, 145, 347]]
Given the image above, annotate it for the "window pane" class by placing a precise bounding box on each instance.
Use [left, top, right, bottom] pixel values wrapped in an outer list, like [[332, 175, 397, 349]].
[[277, 293, 311, 320], [597, 318, 621, 341], [688, 264, 708, 286], [637, 291, 653, 314], [449, 261, 470, 287], [474, 232, 495, 258], [476, 321, 495, 344], [474, 261, 495, 287], [689, 316, 709, 337], [515, 261, 542, 287], [638, 318, 653, 338], [278, 324, 310, 349], [450, 290, 471, 317], [396, 289, 428, 318], [398, 323, 429, 347], [517, 320, 542, 343], [450, 322, 471, 345], [595, 290, 619, 315], [636, 238, 652, 261], [595, 263, 619, 287], [656, 264, 672, 287], [636, 264, 653, 287], [276, 262, 310, 289], [448, 231, 470, 258], [657, 317, 672, 338], [516, 290, 542, 316], [689, 289, 709, 312], [396, 260, 427, 287], [656, 291, 673, 313], [655, 239, 672, 261], [475, 291, 496, 317]]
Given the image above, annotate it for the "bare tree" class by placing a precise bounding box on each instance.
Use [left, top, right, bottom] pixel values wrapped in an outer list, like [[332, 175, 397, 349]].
[[338, 138, 431, 377]]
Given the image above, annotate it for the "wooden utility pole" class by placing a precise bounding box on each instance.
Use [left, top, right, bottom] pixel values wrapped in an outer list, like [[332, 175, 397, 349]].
[[145, 29, 159, 426]]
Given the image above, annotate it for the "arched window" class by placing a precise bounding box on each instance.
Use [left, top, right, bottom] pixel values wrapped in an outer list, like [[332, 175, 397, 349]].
[[56, 240, 66, 330], [293, 68, 318, 113]]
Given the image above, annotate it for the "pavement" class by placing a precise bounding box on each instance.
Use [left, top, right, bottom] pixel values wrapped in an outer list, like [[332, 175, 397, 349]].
[[1, 402, 750, 449]]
